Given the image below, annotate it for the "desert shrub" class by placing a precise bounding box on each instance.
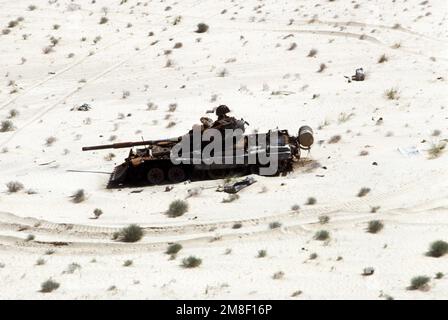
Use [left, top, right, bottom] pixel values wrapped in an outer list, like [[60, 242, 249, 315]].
[[2, 28, 10, 35], [318, 215, 330, 224], [93, 208, 103, 219], [122, 90, 130, 99], [63, 263, 81, 274], [427, 142, 446, 159], [287, 42, 297, 51], [257, 250, 267, 258], [314, 230, 330, 241], [408, 276, 430, 290], [217, 68, 229, 77], [166, 200, 188, 217], [1, 120, 14, 132], [166, 243, 182, 255], [36, 258, 46, 266], [28, 5, 37, 11], [269, 221, 282, 229], [45, 249, 55, 255], [378, 54, 388, 63], [435, 272, 444, 279], [317, 63, 326, 73], [26, 234, 35, 241], [123, 260, 133, 267], [291, 204, 300, 211], [426, 240, 448, 258], [40, 279, 59, 293], [53, 24, 60, 30], [173, 42, 182, 49], [306, 197, 317, 205], [232, 222, 242, 229], [8, 20, 19, 28], [385, 88, 399, 100], [272, 271, 284, 279], [307, 48, 317, 57], [182, 256, 202, 268], [99, 17, 108, 24], [42, 46, 54, 54], [309, 253, 318, 260], [367, 220, 384, 233], [195, 23, 209, 33], [370, 206, 380, 213], [71, 189, 85, 203], [117, 224, 143, 242], [338, 112, 354, 123], [6, 181, 24, 193], [8, 109, 19, 118], [328, 135, 341, 144], [357, 187, 371, 197], [45, 136, 57, 146]]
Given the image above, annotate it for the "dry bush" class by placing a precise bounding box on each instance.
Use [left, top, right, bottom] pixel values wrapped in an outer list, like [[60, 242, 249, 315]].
[[28, 4, 37, 11], [427, 141, 446, 159], [1, 120, 14, 132], [166, 243, 182, 255], [182, 256, 202, 268], [45, 136, 57, 146], [317, 63, 327, 73], [195, 23, 209, 33], [378, 54, 388, 63], [287, 42, 297, 51], [42, 46, 54, 54], [93, 208, 103, 219], [426, 240, 448, 258], [307, 48, 318, 57], [166, 200, 189, 217], [306, 197, 317, 205], [269, 221, 282, 229], [116, 224, 143, 242], [385, 88, 399, 100], [99, 17, 108, 24], [328, 135, 341, 144], [314, 230, 330, 241], [319, 215, 330, 224], [173, 42, 182, 49], [71, 189, 85, 203], [408, 276, 430, 291], [367, 220, 384, 233], [357, 187, 371, 197], [6, 181, 24, 193], [272, 271, 285, 280], [40, 279, 59, 293]]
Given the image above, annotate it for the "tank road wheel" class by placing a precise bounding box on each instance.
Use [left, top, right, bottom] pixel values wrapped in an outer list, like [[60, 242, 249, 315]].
[[167, 166, 186, 183], [146, 167, 165, 185]]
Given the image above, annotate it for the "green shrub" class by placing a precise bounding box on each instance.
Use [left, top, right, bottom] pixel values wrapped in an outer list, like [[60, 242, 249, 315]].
[[367, 220, 384, 234], [166, 200, 188, 217], [426, 240, 448, 258], [182, 256, 202, 268], [166, 243, 182, 255], [408, 276, 430, 291], [314, 230, 330, 241], [195, 23, 209, 33], [257, 249, 267, 258], [117, 224, 143, 242], [40, 279, 60, 293]]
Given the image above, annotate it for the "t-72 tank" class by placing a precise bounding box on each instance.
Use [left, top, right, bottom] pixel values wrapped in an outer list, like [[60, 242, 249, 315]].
[[82, 124, 314, 187]]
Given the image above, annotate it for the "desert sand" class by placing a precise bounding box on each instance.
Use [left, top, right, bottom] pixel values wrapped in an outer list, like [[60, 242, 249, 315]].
[[0, 0, 447, 299]]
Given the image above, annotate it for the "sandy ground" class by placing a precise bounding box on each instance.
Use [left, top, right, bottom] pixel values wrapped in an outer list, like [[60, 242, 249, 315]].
[[0, 0, 447, 299]]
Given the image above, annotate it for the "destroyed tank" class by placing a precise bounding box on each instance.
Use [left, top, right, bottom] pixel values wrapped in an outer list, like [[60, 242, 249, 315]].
[[82, 122, 314, 187]]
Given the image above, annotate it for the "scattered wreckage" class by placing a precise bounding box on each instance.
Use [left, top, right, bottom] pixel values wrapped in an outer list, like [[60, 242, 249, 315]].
[[82, 106, 314, 187]]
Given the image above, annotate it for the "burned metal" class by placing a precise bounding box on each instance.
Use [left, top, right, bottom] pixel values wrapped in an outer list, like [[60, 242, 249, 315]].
[[82, 121, 314, 188]]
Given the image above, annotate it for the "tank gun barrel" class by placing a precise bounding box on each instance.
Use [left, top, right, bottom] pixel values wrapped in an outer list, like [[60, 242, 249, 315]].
[[82, 138, 180, 151]]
